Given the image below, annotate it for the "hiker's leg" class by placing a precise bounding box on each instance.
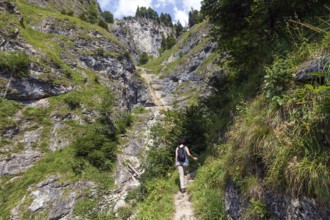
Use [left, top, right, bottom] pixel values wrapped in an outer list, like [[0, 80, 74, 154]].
[[177, 165, 185, 190], [183, 164, 188, 189]]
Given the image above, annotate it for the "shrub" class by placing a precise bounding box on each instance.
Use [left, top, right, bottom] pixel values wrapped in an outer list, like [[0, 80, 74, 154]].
[[63, 94, 81, 110], [0, 98, 22, 118], [67, 10, 74, 16], [79, 14, 87, 22], [0, 51, 30, 78], [102, 11, 114, 23], [74, 131, 117, 170], [98, 19, 108, 31], [138, 52, 149, 65]]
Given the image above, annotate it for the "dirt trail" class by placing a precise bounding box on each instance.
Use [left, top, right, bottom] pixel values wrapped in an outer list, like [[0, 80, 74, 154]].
[[138, 67, 196, 220], [138, 67, 166, 110]]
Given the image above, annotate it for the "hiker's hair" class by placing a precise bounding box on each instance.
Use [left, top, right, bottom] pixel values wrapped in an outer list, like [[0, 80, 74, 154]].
[[178, 138, 185, 145]]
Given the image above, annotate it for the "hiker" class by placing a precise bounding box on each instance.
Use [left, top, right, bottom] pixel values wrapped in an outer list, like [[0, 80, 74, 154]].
[[175, 138, 198, 193]]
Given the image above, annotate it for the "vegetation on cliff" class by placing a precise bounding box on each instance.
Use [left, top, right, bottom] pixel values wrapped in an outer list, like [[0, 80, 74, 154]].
[[134, 0, 330, 219]]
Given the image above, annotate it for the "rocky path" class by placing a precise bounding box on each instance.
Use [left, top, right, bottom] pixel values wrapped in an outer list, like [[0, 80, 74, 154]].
[[172, 174, 196, 220], [104, 67, 166, 216], [139, 68, 167, 109], [139, 67, 196, 220]]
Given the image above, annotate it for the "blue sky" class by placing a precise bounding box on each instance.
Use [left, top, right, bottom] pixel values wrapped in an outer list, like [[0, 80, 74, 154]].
[[97, 0, 201, 26]]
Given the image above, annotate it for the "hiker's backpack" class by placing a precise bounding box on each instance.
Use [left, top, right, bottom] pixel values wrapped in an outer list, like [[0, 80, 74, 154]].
[[177, 146, 186, 162]]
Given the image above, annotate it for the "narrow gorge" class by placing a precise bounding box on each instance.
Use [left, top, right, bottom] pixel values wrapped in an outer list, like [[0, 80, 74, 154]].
[[1, 0, 330, 219]]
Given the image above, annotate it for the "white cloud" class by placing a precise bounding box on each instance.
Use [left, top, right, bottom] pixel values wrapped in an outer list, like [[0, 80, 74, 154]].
[[97, 0, 201, 26], [114, 0, 153, 18], [174, 7, 188, 26], [98, 0, 110, 8], [182, 0, 201, 11], [154, 0, 175, 8]]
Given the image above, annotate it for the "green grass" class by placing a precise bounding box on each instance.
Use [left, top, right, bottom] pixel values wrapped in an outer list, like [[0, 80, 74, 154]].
[[136, 173, 177, 220], [142, 20, 210, 74], [190, 157, 227, 220], [0, 146, 115, 219]]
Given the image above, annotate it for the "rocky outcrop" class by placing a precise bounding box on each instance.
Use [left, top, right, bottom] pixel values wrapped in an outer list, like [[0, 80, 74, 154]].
[[4, 77, 72, 101], [78, 54, 148, 109], [0, 149, 42, 176], [111, 18, 174, 63], [148, 24, 223, 107], [225, 180, 330, 219], [11, 176, 94, 220], [295, 56, 329, 82]]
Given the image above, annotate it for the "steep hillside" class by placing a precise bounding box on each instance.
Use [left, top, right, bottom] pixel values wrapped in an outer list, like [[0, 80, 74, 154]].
[[143, 20, 221, 108], [0, 0, 149, 219], [24, 0, 101, 16], [129, 2, 330, 220]]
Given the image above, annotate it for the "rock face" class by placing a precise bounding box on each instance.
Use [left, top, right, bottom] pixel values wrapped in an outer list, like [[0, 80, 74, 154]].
[[4, 77, 72, 101], [294, 56, 330, 82], [0, 149, 42, 176], [148, 23, 223, 107], [11, 176, 93, 220], [0, 2, 149, 219], [111, 18, 174, 63], [225, 180, 330, 219], [78, 54, 148, 109]]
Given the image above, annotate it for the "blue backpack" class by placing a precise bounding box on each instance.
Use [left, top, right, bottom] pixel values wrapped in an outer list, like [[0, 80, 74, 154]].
[[177, 146, 186, 162]]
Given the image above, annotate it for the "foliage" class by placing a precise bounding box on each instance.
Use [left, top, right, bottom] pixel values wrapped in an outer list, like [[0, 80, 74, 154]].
[[174, 20, 183, 37], [63, 93, 81, 110], [135, 6, 173, 27], [0, 98, 22, 118], [243, 198, 269, 219], [160, 34, 176, 53], [135, 6, 159, 21], [98, 19, 108, 31], [138, 52, 149, 65], [201, 0, 329, 77], [263, 58, 293, 105], [188, 8, 203, 28], [79, 4, 99, 24], [73, 122, 117, 170], [0, 51, 30, 78], [159, 12, 173, 27], [190, 158, 227, 219], [136, 174, 177, 220], [102, 11, 114, 23], [60, 9, 67, 15], [67, 10, 74, 16]]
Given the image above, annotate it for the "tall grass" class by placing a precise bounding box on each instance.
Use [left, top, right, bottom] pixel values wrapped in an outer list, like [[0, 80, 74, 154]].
[[136, 174, 177, 220], [190, 158, 227, 219]]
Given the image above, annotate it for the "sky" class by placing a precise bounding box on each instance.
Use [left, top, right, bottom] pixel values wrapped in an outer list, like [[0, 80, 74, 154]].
[[97, 0, 201, 26]]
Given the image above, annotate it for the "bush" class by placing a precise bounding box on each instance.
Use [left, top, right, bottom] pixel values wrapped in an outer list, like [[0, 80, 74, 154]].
[[102, 11, 114, 23], [63, 94, 81, 110], [79, 14, 87, 21], [74, 131, 117, 170], [67, 10, 74, 16], [0, 51, 30, 78], [138, 52, 149, 65], [98, 19, 108, 31]]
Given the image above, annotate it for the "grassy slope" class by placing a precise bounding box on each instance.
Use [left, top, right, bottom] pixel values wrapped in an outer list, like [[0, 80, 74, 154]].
[[141, 21, 221, 106], [0, 1, 126, 219], [130, 21, 221, 218], [190, 33, 330, 218]]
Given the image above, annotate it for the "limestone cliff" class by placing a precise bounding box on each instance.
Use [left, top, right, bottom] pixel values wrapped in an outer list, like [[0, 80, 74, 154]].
[[111, 17, 175, 64], [0, 1, 149, 219]]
